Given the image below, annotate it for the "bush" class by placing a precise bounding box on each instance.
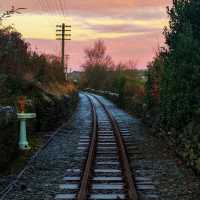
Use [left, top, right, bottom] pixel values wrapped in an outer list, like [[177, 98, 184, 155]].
[[145, 0, 200, 173], [0, 75, 78, 171], [0, 106, 17, 171]]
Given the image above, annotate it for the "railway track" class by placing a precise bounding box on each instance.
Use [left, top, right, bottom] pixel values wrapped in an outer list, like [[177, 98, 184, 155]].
[[56, 94, 138, 200], [1, 93, 197, 200]]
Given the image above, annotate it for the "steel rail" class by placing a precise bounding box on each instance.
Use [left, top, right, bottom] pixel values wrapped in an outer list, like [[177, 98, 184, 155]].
[[76, 95, 98, 200], [91, 94, 138, 200]]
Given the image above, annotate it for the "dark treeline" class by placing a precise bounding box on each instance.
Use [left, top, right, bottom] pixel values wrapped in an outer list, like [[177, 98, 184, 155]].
[[81, 0, 200, 173], [0, 15, 78, 171], [145, 0, 200, 172], [0, 18, 77, 103], [0, 26, 65, 84], [81, 40, 145, 104]]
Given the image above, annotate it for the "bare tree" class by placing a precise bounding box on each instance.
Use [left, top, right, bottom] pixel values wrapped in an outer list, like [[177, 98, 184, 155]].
[[84, 40, 113, 68], [126, 59, 138, 70], [82, 40, 114, 89], [0, 6, 26, 21]]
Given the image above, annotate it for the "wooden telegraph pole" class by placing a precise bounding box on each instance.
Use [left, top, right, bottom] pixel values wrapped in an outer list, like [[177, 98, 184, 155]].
[[65, 54, 70, 80], [56, 23, 71, 79]]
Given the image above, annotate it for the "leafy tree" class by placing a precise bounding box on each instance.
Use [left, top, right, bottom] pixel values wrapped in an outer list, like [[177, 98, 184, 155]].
[[161, 0, 200, 130], [0, 26, 65, 86], [144, 0, 200, 172], [0, 26, 30, 76], [145, 50, 165, 108]]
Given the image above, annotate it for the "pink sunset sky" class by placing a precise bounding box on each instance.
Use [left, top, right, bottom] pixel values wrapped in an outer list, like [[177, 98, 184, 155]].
[[1, 0, 171, 70]]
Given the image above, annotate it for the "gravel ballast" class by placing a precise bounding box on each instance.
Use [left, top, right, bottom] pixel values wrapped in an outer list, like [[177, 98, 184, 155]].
[[2, 94, 91, 200], [1, 93, 200, 200], [96, 94, 200, 200]]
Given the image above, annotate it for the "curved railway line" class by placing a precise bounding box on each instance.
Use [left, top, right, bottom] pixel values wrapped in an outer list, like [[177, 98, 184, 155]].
[[0, 93, 161, 200], [56, 93, 138, 200]]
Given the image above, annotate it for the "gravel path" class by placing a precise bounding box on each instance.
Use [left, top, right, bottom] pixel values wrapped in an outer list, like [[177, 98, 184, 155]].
[[1, 93, 200, 200]]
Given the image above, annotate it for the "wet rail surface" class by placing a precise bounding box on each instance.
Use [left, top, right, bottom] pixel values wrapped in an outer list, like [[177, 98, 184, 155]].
[[55, 94, 138, 200]]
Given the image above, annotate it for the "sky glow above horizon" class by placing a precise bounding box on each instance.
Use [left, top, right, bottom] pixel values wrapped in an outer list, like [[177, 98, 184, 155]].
[[0, 0, 171, 70]]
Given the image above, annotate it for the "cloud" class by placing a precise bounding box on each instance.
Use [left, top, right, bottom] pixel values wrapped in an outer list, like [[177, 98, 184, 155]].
[[3, 13, 167, 41], [27, 31, 164, 70], [0, 0, 171, 16], [89, 24, 161, 34], [0, 0, 170, 70]]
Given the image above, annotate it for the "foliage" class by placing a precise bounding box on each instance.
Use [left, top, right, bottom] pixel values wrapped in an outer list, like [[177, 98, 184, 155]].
[[145, 50, 165, 108], [0, 11, 78, 172], [84, 40, 113, 67], [0, 75, 78, 171], [81, 40, 145, 104], [0, 106, 17, 171], [0, 26, 66, 88], [0, 26, 29, 75], [161, 0, 200, 130], [43, 82, 77, 97], [180, 121, 200, 171], [145, 0, 200, 172], [81, 40, 114, 90], [145, 0, 200, 129], [30, 53, 66, 84]]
